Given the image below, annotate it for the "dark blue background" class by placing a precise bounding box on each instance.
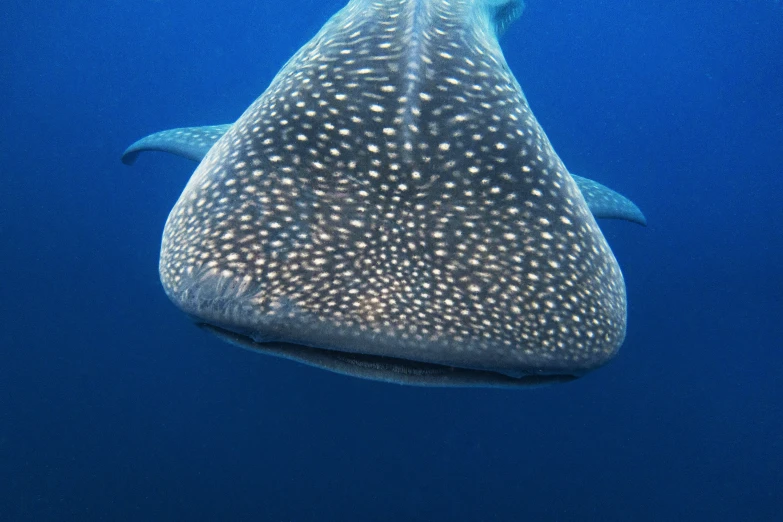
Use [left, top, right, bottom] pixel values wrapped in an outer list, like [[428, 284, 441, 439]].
[[1, 0, 781, 520]]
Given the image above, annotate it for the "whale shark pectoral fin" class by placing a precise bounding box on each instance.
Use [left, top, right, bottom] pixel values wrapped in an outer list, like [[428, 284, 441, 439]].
[[121, 124, 232, 165], [570, 173, 647, 226]]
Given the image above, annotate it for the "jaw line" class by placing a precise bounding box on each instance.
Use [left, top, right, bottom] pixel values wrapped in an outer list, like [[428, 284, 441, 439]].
[[196, 322, 580, 388]]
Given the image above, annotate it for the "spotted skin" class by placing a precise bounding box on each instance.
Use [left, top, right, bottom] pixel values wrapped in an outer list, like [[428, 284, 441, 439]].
[[139, 0, 629, 386], [124, 125, 647, 225]]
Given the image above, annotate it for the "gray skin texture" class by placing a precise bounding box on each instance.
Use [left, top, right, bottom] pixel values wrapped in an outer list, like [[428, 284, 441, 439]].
[[123, 125, 647, 225], [125, 0, 633, 387]]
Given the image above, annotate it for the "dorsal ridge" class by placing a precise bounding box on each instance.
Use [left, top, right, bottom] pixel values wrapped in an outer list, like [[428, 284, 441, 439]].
[[400, 0, 431, 163]]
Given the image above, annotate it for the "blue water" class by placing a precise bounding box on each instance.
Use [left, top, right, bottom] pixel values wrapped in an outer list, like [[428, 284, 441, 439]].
[[1, 0, 781, 520]]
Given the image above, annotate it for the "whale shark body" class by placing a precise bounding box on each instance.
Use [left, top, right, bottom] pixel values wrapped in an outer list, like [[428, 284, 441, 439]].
[[124, 0, 645, 387]]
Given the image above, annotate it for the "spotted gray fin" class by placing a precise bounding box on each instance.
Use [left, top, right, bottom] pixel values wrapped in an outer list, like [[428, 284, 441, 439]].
[[121, 124, 232, 165], [571, 174, 647, 226]]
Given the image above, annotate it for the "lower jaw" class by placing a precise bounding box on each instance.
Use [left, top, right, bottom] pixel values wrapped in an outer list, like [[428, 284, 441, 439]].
[[197, 322, 580, 388]]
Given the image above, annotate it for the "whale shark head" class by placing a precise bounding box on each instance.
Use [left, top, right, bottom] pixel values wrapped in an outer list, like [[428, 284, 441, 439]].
[[157, 0, 627, 386]]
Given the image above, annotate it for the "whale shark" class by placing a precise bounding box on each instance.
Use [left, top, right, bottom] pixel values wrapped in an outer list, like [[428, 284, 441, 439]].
[[124, 0, 645, 386]]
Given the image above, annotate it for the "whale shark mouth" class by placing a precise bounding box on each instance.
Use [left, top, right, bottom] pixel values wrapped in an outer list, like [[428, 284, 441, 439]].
[[197, 322, 579, 388]]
